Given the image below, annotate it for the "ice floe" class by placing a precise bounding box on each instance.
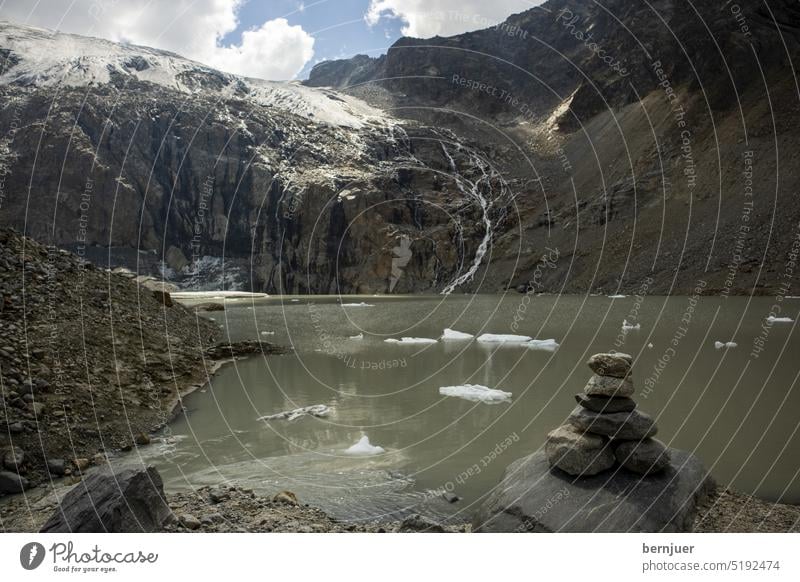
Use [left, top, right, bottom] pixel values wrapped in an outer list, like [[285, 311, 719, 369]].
[[476, 333, 533, 344], [257, 404, 331, 422], [384, 337, 437, 345], [260, 331, 275, 336], [341, 302, 374, 307], [766, 315, 794, 323], [608, 294, 627, 299], [714, 341, 738, 349], [439, 384, 512, 403], [344, 436, 385, 455], [526, 339, 560, 351], [441, 328, 474, 341], [349, 333, 364, 340], [622, 319, 641, 331]]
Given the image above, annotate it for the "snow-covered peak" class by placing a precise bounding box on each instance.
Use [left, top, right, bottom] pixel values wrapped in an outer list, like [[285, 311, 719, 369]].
[[0, 20, 390, 129]]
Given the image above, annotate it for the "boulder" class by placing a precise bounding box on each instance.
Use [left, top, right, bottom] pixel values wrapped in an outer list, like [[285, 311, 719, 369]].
[[0, 470, 29, 494], [272, 490, 299, 505], [568, 406, 657, 440], [2, 446, 24, 471], [574, 393, 636, 413], [397, 514, 446, 533], [179, 513, 201, 530], [584, 374, 635, 397], [134, 432, 151, 446], [40, 466, 171, 532], [587, 353, 632, 378], [474, 450, 715, 532], [152, 289, 173, 307], [615, 438, 671, 475], [47, 458, 66, 476], [73, 458, 90, 472], [544, 425, 615, 476]]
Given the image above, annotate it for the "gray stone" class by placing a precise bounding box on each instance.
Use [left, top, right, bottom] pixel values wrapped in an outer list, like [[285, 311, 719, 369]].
[[615, 439, 671, 475], [397, 514, 445, 533], [544, 425, 615, 476], [0, 470, 29, 494], [40, 466, 171, 532], [584, 374, 635, 397], [47, 458, 66, 476], [2, 446, 24, 471], [473, 450, 715, 532], [574, 393, 636, 413], [568, 406, 657, 439], [179, 513, 202, 530], [587, 352, 632, 378]]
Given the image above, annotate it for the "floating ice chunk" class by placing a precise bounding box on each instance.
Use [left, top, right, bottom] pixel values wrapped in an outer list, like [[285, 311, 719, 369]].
[[476, 333, 533, 344], [622, 319, 640, 331], [608, 294, 627, 299], [344, 436, 385, 455], [439, 384, 512, 403], [349, 333, 364, 340], [342, 302, 374, 307], [766, 315, 794, 323], [290, 299, 300, 302], [384, 337, 437, 344], [260, 331, 275, 336], [647, 342, 654, 349], [258, 404, 331, 422], [714, 341, 738, 349], [526, 339, 560, 351], [441, 328, 474, 341]]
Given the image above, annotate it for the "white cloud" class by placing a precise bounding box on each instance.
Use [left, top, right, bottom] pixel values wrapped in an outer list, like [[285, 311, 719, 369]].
[[366, 0, 540, 38], [0, 0, 315, 80]]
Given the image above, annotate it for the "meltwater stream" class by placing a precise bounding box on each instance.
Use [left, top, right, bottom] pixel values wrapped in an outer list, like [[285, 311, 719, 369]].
[[124, 294, 800, 524]]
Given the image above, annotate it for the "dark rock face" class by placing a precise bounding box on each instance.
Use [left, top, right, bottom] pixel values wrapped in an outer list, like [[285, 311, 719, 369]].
[[473, 450, 715, 532], [307, 0, 800, 296], [40, 466, 172, 533], [0, 22, 513, 296]]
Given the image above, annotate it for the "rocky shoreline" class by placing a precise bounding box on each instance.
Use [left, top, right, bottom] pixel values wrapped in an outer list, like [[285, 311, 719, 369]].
[[0, 227, 286, 497]]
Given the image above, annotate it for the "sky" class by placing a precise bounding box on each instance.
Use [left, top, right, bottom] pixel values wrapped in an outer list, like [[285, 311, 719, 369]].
[[0, 0, 543, 80]]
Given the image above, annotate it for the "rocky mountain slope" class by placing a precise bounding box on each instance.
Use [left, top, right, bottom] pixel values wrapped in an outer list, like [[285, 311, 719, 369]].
[[0, 21, 514, 294], [0, 226, 223, 495], [1, 0, 799, 295], [307, 0, 800, 295]]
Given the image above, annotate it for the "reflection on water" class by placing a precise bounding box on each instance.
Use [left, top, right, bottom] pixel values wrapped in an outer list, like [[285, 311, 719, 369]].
[[128, 294, 800, 522]]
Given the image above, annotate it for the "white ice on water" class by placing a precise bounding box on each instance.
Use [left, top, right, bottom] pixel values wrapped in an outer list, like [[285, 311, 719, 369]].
[[766, 315, 794, 323], [441, 328, 474, 341], [260, 331, 275, 336], [344, 436, 385, 455], [608, 294, 627, 299], [477, 333, 533, 344], [257, 404, 331, 422], [622, 319, 641, 331], [714, 341, 738, 349], [384, 337, 438, 345], [526, 339, 560, 351], [341, 302, 374, 307], [349, 333, 364, 340], [439, 384, 512, 403]]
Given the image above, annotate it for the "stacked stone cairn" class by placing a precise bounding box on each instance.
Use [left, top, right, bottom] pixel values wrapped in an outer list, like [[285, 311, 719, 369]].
[[545, 352, 671, 477]]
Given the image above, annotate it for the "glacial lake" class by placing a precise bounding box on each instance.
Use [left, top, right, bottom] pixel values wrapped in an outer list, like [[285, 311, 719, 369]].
[[130, 294, 800, 524]]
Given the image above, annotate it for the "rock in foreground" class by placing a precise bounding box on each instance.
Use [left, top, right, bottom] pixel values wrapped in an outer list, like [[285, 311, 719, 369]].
[[40, 466, 171, 532], [474, 450, 715, 532]]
